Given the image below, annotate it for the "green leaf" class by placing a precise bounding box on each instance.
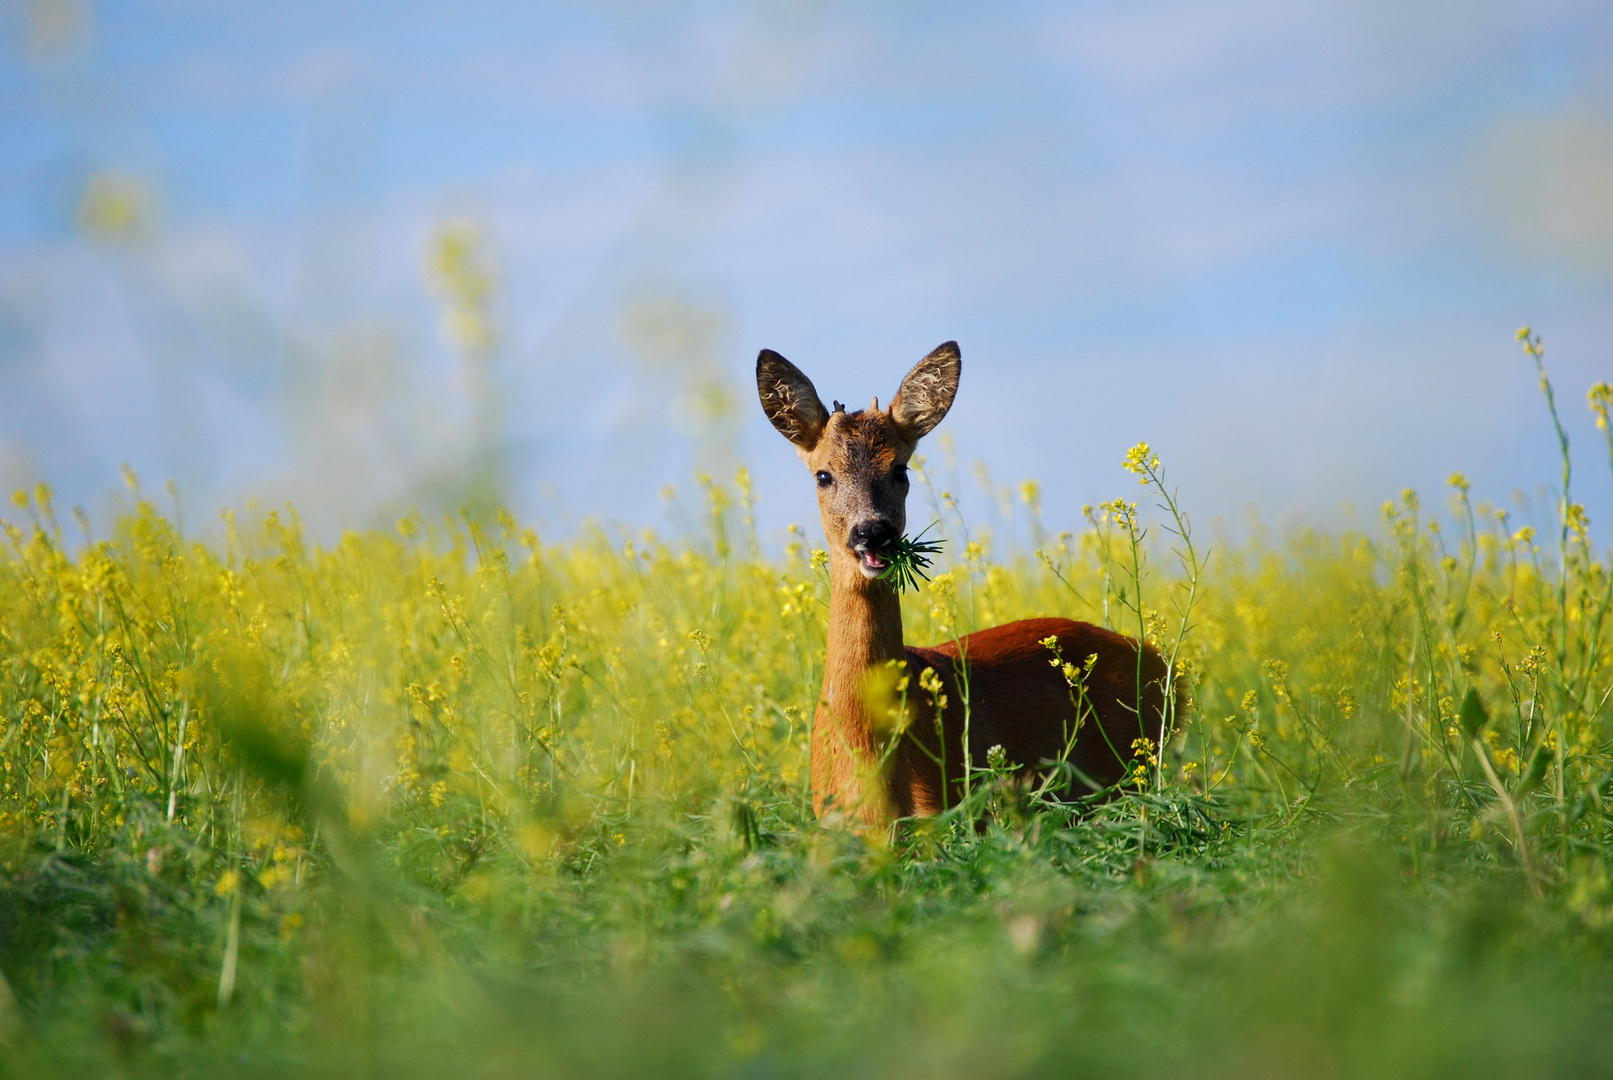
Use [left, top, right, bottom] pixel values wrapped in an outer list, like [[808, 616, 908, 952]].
[[1516, 744, 1551, 798], [1459, 687, 1489, 739], [878, 523, 945, 595]]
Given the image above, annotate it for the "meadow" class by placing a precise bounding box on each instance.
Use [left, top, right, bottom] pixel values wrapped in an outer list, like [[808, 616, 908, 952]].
[[1, 338, 1612, 1078]]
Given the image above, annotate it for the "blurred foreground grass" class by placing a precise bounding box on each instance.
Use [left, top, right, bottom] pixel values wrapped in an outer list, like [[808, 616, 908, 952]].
[[3, 364, 1613, 1078]]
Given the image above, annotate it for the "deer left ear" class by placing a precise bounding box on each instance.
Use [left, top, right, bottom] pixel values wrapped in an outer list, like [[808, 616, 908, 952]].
[[889, 341, 960, 443]]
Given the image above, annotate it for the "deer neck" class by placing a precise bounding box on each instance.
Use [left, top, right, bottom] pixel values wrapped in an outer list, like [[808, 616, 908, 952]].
[[824, 549, 908, 708], [814, 548, 907, 819]]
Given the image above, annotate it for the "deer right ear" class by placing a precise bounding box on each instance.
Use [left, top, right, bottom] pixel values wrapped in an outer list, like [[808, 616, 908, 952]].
[[756, 349, 829, 452]]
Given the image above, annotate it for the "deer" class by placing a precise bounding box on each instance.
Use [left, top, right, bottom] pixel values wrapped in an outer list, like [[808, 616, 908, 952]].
[[757, 340, 1172, 829]]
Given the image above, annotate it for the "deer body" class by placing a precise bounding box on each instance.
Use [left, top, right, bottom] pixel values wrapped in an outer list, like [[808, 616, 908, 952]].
[[759, 341, 1170, 828]]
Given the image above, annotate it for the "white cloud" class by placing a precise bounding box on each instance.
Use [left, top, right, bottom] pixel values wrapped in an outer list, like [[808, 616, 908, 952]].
[[1478, 110, 1613, 272], [5, 0, 1613, 543], [1053, 0, 1337, 93]]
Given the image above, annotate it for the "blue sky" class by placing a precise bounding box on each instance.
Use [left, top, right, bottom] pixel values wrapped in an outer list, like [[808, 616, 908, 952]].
[[1, 0, 1611, 549]]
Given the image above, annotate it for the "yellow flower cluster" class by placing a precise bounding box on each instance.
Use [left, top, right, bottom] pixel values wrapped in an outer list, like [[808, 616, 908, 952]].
[[1, 439, 1608, 910]]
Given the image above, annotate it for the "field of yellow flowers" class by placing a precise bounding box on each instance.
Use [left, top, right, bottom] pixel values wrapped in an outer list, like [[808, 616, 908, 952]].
[[2, 351, 1612, 1078]]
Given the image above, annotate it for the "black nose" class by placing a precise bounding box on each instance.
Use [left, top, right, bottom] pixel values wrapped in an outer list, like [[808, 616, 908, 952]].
[[848, 519, 897, 552]]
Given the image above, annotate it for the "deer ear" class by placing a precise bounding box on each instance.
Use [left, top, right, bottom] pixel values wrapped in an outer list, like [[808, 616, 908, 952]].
[[890, 341, 960, 443], [756, 349, 829, 451]]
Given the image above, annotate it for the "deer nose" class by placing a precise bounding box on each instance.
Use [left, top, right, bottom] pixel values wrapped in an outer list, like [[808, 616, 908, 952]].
[[848, 519, 897, 553]]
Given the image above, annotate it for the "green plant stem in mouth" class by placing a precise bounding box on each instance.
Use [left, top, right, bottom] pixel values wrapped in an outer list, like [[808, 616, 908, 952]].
[[876, 523, 944, 594]]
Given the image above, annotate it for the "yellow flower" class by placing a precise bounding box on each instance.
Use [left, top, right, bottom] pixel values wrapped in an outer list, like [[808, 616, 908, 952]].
[[1098, 499, 1138, 529], [1122, 441, 1161, 481], [1590, 383, 1611, 429], [1567, 504, 1590, 542]]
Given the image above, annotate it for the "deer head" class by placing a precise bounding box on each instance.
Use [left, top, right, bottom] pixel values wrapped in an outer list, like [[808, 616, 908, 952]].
[[756, 342, 961, 580]]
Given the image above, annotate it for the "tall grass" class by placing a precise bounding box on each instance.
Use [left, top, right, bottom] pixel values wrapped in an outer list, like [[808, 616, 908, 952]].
[[1, 340, 1612, 1078]]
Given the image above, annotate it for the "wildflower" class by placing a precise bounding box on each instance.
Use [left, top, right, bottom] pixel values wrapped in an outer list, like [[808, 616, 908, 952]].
[[79, 172, 151, 240], [1591, 383, 1612, 430], [1098, 499, 1138, 529], [1567, 504, 1590, 543], [1006, 913, 1041, 956], [425, 220, 497, 355], [1122, 441, 1161, 482], [917, 666, 948, 711]]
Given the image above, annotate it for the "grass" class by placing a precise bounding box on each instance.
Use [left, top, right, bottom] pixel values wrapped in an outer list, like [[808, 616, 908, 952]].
[[876, 523, 944, 594], [0, 341, 1612, 1078]]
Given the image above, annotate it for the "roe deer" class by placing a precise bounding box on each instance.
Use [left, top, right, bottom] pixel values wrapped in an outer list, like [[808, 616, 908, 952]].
[[757, 341, 1171, 828]]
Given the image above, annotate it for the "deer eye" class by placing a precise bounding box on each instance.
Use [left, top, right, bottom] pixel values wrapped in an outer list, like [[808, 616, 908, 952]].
[[892, 464, 909, 483], [815, 471, 833, 488]]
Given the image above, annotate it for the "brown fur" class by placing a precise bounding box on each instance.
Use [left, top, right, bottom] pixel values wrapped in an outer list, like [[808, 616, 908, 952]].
[[757, 342, 1171, 828]]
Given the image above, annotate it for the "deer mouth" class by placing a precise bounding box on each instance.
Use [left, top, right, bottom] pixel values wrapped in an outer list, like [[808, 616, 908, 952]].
[[854, 547, 889, 577]]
